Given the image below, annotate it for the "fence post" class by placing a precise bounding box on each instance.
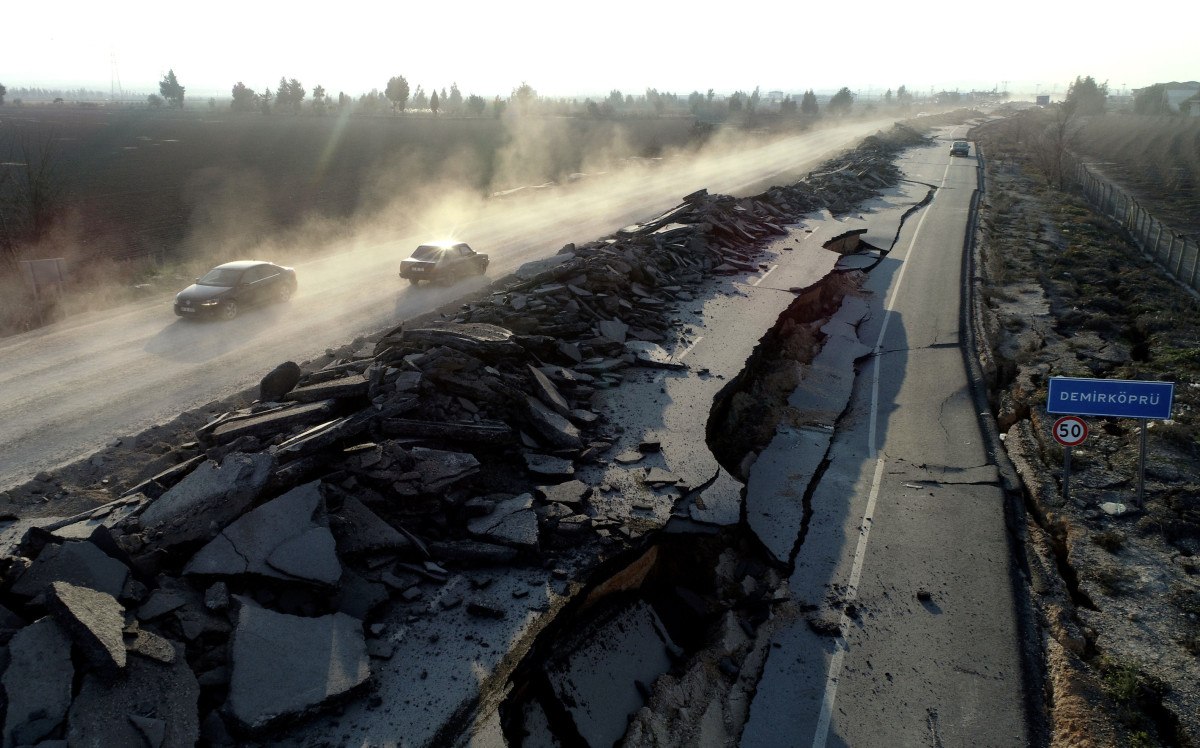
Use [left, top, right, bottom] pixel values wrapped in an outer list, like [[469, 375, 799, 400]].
[[1189, 241, 1200, 287], [1174, 235, 1187, 275], [1152, 223, 1164, 258], [1165, 233, 1179, 271]]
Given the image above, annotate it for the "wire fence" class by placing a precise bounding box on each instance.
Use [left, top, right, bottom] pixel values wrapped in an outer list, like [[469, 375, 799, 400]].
[[1073, 162, 1200, 293]]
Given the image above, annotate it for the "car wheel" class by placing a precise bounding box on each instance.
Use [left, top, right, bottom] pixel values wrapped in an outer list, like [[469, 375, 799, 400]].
[[408, 278, 419, 286], [277, 283, 294, 303], [220, 300, 239, 320]]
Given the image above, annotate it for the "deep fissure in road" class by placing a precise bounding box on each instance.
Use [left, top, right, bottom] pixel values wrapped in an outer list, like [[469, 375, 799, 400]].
[[494, 268, 873, 744]]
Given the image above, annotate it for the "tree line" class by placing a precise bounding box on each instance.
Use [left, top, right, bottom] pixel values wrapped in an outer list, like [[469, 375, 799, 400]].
[[134, 70, 932, 120]]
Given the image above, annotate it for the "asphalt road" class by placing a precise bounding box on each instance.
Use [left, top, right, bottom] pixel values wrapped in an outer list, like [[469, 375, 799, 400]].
[[743, 127, 1032, 745], [0, 119, 897, 492]]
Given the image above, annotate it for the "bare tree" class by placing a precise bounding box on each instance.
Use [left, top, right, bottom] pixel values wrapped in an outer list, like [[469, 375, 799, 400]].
[[0, 125, 67, 268], [1030, 103, 1081, 189]]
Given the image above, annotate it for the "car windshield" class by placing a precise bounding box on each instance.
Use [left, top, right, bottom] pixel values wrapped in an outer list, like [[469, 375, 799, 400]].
[[197, 267, 244, 286], [411, 246, 444, 261]]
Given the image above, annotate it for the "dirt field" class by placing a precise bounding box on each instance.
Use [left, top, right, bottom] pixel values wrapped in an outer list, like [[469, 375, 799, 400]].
[[1074, 114, 1200, 236], [974, 116, 1200, 747]]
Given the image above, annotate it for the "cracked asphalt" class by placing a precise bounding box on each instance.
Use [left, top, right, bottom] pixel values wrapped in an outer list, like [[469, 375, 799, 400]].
[[743, 127, 1031, 747]]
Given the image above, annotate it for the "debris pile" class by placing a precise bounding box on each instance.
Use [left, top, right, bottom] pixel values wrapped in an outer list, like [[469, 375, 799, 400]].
[[0, 125, 925, 745]]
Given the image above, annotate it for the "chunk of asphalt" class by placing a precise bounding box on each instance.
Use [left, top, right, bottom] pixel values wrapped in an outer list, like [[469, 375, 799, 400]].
[[545, 600, 676, 747], [524, 453, 575, 477], [1, 616, 74, 748], [524, 396, 584, 450], [227, 599, 370, 730], [9, 539, 130, 599], [527, 365, 573, 419], [184, 481, 341, 587], [259, 361, 302, 402], [428, 539, 519, 566], [46, 580, 127, 673], [137, 452, 274, 550], [66, 643, 199, 748], [466, 494, 539, 549], [744, 424, 831, 565], [411, 447, 481, 492], [537, 482, 592, 506], [328, 495, 409, 557]]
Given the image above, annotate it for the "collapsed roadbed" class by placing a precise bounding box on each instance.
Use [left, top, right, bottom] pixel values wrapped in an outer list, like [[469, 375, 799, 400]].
[[0, 124, 932, 747]]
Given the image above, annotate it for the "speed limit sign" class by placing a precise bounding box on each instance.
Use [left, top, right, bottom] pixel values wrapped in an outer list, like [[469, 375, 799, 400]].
[[1053, 416, 1089, 447]]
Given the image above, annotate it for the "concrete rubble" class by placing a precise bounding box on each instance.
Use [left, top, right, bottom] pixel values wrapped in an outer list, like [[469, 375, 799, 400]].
[[0, 124, 929, 745]]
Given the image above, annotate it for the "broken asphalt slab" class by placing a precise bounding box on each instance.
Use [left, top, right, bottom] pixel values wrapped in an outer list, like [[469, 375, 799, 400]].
[[227, 598, 370, 730]]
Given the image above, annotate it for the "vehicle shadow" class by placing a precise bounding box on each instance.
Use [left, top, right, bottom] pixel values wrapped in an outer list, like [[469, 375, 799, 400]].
[[142, 303, 291, 363]]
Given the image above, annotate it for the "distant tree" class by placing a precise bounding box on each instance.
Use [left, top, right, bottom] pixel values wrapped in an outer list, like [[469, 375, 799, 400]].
[[208, 97, 216, 110], [440, 88, 448, 105], [728, 91, 744, 112], [273, 77, 305, 113], [231, 82, 258, 112], [412, 85, 428, 109], [646, 88, 665, 116], [511, 82, 536, 112], [1065, 75, 1107, 116], [385, 76, 410, 112], [312, 85, 327, 113], [625, 94, 633, 106], [492, 96, 506, 118], [706, 88, 715, 103], [896, 84, 913, 108], [448, 83, 463, 113], [275, 77, 290, 109], [0, 83, 7, 105], [1133, 83, 1171, 115], [147, 94, 164, 108], [828, 87, 854, 114], [430, 90, 439, 115], [259, 88, 273, 114], [466, 94, 486, 116], [780, 96, 797, 115], [158, 69, 185, 108], [801, 89, 818, 115], [687, 90, 704, 115], [338, 91, 351, 109], [748, 86, 761, 112], [884, 88, 893, 104]]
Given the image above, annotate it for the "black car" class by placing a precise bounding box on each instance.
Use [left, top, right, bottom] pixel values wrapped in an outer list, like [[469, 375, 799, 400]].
[[400, 242, 489, 285], [174, 261, 297, 320]]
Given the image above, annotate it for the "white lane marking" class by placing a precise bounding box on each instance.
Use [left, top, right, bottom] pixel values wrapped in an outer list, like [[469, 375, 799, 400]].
[[675, 335, 704, 362], [811, 159, 953, 748], [653, 335, 704, 383], [750, 265, 778, 287]]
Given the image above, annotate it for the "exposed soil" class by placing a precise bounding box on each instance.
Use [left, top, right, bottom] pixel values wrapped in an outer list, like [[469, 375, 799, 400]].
[[973, 117, 1200, 747]]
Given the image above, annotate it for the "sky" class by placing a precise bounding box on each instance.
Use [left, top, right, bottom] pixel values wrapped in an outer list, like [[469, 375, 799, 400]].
[[2, 0, 1194, 100]]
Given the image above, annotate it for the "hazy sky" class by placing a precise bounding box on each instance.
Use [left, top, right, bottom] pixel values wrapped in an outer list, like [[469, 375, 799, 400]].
[[3, 0, 1193, 99]]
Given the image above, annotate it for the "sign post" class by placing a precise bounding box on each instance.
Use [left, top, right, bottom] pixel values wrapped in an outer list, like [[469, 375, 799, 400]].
[[1052, 415, 1089, 502], [1047, 377, 1174, 508]]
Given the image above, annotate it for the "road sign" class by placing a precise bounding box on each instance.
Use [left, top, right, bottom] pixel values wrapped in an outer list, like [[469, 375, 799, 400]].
[[1052, 416, 1089, 447], [1047, 376, 1174, 420]]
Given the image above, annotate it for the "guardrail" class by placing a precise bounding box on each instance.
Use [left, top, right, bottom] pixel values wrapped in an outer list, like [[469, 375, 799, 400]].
[[1073, 162, 1200, 293]]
